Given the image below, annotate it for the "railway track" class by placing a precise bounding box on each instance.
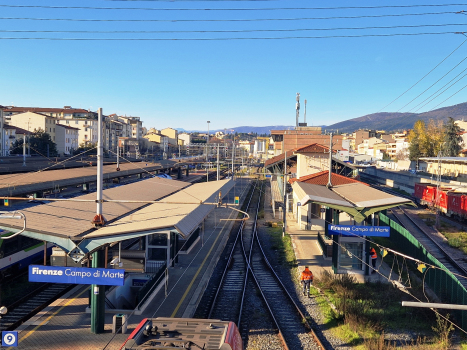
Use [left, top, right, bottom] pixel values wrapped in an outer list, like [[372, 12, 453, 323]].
[[0, 282, 73, 331], [390, 207, 467, 286], [206, 179, 325, 350]]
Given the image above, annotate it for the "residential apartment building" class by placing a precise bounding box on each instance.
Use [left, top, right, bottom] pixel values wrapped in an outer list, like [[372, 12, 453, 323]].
[[160, 127, 178, 146], [178, 133, 191, 146], [144, 129, 169, 154], [8, 111, 58, 142], [56, 117, 98, 146], [55, 125, 79, 155]]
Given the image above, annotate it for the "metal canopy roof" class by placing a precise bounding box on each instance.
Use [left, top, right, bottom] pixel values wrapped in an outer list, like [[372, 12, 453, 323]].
[[419, 157, 467, 163], [0, 178, 234, 257], [293, 182, 353, 208], [331, 183, 411, 208], [293, 181, 414, 223], [0, 160, 178, 197], [84, 179, 234, 240]]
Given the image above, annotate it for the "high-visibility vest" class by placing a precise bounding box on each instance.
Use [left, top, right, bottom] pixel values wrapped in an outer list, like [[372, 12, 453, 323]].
[[370, 248, 377, 259], [301, 269, 313, 281]]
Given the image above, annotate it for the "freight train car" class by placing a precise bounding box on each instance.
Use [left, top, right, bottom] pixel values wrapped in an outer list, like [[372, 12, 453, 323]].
[[413, 183, 467, 218], [120, 317, 243, 350]]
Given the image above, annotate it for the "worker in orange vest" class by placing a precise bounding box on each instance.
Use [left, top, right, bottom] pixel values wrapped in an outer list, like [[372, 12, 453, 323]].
[[370, 247, 377, 273], [300, 266, 313, 297]]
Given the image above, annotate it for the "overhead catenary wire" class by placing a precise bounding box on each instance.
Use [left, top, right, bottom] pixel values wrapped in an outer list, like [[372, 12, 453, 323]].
[[0, 12, 456, 23], [0, 31, 462, 40], [1, 4, 467, 11], [2, 23, 466, 35], [396, 54, 467, 112], [101, 178, 250, 349], [376, 37, 467, 113], [411, 69, 467, 112], [306, 209, 467, 283]]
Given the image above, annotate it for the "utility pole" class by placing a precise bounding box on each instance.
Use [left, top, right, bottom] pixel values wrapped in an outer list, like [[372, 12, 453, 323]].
[[295, 93, 300, 128], [326, 133, 333, 188], [283, 150, 287, 237], [0, 109, 3, 157], [304, 99, 307, 125], [231, 141, 235, 178], [91, 107, 105, 334], [22, 134, 26, 167], [217, 144, 220, 181], [435, 151, 442, 228]]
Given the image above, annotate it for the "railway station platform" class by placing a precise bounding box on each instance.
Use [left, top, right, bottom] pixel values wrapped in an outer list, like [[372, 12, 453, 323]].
[[7, 178, 252, 350], [260, 180, 398, 285]]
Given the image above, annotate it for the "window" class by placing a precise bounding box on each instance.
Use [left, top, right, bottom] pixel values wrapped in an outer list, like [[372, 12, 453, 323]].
[[148, 233, 167, 246], [85, 128, 88, 132]]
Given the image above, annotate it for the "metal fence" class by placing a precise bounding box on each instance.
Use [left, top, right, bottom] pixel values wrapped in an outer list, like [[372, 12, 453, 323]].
[[379, 213, 467, 330], [136, 264, 166, 307]]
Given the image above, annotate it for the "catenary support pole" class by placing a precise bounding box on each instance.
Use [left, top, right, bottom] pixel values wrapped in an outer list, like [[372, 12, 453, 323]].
[[91, 107, 105, 334]]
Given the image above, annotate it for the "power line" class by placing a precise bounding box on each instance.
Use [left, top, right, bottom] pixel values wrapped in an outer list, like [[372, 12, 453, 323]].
[[0, 12, 455, 23], [376, 37, 467, 113], [397, 55, 467, 112], [1, 4, 467, 11], [429, 81, 467, 110], [0, 31, 460, 40], [411, 69, 467, 112], [1, 23, 464, 35]]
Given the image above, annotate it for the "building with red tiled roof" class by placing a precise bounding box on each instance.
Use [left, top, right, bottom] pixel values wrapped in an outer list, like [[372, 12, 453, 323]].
[[288, 170, 366, 187], [2, 106, 95, 119], [294, 143, 338, 179]]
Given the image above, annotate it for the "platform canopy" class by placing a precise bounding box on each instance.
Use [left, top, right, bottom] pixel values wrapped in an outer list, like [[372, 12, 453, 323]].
[[0, 177, 235, 260], [293, 181, 415, 223]]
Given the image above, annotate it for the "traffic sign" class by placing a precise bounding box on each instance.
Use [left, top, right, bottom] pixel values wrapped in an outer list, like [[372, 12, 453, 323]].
[[2, 331, 18, 347]]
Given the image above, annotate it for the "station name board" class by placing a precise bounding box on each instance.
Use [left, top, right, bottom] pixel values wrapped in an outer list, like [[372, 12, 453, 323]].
[[29, 265, 125, 286], [328, 224, 390, 237]]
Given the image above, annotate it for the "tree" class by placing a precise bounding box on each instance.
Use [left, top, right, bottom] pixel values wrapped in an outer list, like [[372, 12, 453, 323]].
[[408, 120, 426, 161], [75, 142, 97, 155], [10, 129, 57, 156], [408, 119, 444, 160], [426, 119, 444, 157], [442, 117, 463, 157]]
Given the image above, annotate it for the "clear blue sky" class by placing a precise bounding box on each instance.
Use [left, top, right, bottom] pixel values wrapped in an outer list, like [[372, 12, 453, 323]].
[[1, 1, 467, 131]]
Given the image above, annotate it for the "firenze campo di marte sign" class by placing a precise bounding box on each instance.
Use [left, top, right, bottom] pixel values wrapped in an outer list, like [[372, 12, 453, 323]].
[[29, 265, 125, 286], [328, 224, 390, 237]]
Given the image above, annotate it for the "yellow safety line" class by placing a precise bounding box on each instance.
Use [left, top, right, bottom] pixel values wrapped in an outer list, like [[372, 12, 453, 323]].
[[170, 203, 238, 317], [11, 286, 90, 348]]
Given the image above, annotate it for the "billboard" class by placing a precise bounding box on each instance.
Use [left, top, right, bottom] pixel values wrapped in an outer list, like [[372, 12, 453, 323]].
[[328, 224, 390, 237], [29, 265, 125, 286]]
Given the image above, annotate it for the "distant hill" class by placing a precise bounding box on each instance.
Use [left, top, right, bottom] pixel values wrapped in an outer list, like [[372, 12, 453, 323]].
[[325, 102, 467, 133], [177, 125, 295, 134]]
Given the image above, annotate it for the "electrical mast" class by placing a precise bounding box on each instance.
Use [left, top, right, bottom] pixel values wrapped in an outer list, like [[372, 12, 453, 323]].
[[295, 93, 300, 128]]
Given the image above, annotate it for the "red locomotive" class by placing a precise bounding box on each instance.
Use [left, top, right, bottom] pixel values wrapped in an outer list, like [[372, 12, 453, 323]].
[[120, 317, 243, 350], [414, 183, 467, 218]]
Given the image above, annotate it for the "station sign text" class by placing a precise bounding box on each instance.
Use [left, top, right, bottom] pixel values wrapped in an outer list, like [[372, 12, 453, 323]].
[[29, 265, 125, 286], [328, 224, 390, 237]]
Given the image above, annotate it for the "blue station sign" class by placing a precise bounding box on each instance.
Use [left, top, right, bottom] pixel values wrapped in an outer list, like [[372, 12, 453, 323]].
[[328, 224, 390, 237], [29, 265, 125, 286]]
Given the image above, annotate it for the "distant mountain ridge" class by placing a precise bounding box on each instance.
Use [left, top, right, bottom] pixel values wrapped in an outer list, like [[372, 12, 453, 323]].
[[176, 125, 295, 134], [325, 102, 467, 133], [174, 101, 467, 135]]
